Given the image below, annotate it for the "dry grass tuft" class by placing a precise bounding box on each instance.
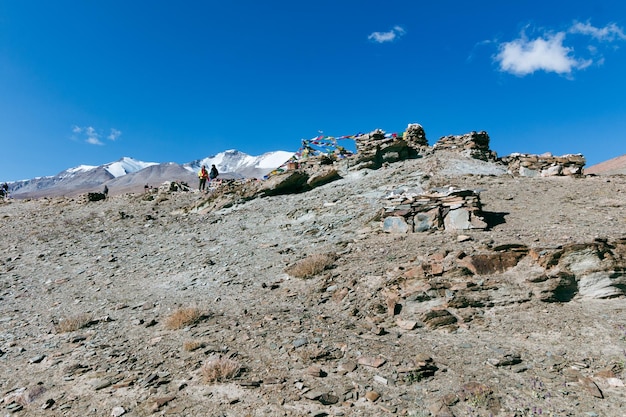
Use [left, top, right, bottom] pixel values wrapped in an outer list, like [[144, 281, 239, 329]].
[[201, 358, 241, 383], [55, 313, 93, 333], [285, 253, 336, 279], [183, 340, 206, 352], [165, 307, 205, 330], [298, 346, 330, 364]]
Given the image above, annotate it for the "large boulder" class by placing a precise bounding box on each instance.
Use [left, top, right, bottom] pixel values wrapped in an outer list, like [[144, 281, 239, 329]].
[[257, 171, 310, 196]]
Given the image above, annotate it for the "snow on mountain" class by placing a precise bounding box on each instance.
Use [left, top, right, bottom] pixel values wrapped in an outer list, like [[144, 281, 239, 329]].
[[65, 165, 98, 174], [184, 150, 294, 178], [256, 151, 295, 168], [7, 150, 294, 198], [60, 157, 157, 178], [104, 157, 159, 177]]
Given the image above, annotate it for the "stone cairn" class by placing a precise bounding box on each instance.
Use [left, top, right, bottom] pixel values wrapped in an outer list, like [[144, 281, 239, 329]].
[[402, 123, 429, 149], [353, 125, 426, 169], [158, 181, 192, 193], [501, 152, 586, 177], [432, 131, 498, 161], [382, 187, 487, 233]]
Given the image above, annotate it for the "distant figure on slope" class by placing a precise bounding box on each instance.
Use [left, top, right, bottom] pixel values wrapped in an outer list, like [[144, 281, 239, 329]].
[[103, 185, 109, 198], [209, 164, 219, 182], [0, 183, 7, 200], [198, 165, 209, 191]]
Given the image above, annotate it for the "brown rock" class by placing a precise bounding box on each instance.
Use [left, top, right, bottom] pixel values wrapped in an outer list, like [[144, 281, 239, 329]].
[[365, 391, 380, 402], [305, 365, 325, 377], [422, 309, 457, 329], [357, 356, 386, 368], [578, 376, 603, 399]]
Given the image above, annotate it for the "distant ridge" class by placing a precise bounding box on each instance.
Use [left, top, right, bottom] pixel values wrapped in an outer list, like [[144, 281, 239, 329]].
[[585, 154, 626, 175], [6, 150, 294, 199]]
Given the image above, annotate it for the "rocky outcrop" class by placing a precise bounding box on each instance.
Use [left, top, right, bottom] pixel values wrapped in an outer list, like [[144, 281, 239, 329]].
[[501, 152, 586, 177], [382, 187, 488, 233], [433, 131, 497, 162], [399, 238, 626, 304]]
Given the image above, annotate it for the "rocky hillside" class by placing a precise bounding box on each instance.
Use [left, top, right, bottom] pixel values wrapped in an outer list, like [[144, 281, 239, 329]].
[[1, 151, 626, 417]]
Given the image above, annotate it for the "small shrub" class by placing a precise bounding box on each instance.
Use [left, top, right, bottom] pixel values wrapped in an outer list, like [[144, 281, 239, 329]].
[[298, 346, 329, 363], [183, 340, 206, 352], [165, 307, 204, 330], [201, 358, 241, 383], [56, 313, 93, 333], [285, 253, 336, 279]]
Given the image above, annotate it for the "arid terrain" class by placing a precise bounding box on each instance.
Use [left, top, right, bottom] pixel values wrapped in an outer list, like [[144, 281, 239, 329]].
[[1, 152, 626, 417]]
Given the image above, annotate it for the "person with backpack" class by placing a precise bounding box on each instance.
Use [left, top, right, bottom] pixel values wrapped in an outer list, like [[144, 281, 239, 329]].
[[209, 164, 219, 183], [198, 165, 209, 191]]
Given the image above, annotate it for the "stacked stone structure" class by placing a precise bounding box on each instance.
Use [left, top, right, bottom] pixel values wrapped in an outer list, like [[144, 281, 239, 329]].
[[382, 187, 487, 233], [403, 123, 429, 149], [501, 152, 585, 177], [433, 131, 498, 161], [353, 125, 426, 169]]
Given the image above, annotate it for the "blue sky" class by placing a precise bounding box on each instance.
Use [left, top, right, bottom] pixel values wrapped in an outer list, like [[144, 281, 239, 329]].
[[1, 1, 626, 181]]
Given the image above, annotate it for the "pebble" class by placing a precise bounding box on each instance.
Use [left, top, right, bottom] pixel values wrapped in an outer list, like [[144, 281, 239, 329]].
[[365, 391, 380, 402], [28, 354, 45, 364], [293, 337, 308, 348], [91, 378, 113, 390], [111, 406, 126, 416], [357, 356, 386, 368]]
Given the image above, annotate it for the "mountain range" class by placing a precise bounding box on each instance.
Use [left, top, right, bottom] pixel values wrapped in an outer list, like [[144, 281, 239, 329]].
[[5, 149, 626, 199], [6, 150, 294, 199]]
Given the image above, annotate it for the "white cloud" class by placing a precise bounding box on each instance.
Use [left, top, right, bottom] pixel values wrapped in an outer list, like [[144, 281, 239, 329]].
[[368, 25, 405, 43], [496, 31, 589, 76], [86, 136, 104, 146], [72, 125, 119, 146], [85, 126, 103, 145], [495, 21, 625, 77], [569, 21, 626, 41], [108, 128, 122, 141]]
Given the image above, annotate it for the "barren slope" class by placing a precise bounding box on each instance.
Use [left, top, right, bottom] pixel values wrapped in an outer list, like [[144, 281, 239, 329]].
[[1, 153, 626, 417]]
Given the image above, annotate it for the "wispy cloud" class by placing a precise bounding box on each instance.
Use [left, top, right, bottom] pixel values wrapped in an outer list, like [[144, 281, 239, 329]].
[[494, 21, 625, 77], [108, 128, 122, 141], [569, 21, 626, 41], [368, 25, 405, 43], [72, 125, 121, 146]]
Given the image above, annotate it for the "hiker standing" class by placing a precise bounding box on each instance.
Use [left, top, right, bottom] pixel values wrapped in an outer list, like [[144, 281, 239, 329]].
[[103, 185, 109, 198], [209, 164, 219, 183], [198, 165, 209, 191]]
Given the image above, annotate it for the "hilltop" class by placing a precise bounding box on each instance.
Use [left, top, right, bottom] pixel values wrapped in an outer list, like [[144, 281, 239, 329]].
[[1, 133, 626, 416]]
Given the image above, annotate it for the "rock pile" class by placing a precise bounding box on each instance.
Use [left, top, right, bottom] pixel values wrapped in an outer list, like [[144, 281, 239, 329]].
[[158, 180, 192, 193], [382, 187, 487, 233], [402, 123, 428, 148], [353, 127, 423, 169], [501, 152, 586, 177], [433, 131, 498, 161]]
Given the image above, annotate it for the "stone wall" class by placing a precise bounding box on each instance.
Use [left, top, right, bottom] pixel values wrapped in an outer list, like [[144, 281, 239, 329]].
[[382, 187, 487, 233], [501, 152, 585, 177], [432, 131, 497, 161]]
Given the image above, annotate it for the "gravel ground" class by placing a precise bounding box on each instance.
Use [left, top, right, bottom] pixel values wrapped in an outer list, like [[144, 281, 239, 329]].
[[1, 153, 626, 417]]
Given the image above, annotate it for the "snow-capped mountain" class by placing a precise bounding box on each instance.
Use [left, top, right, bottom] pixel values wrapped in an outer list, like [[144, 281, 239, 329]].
[[184, 149, 294, 179], [7, 151, 294, 199]]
